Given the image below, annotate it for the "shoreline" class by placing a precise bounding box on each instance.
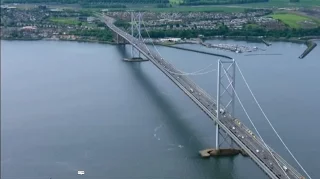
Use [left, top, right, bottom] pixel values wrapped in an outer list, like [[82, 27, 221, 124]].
[[202, 36, 308, 45], [0, 37, 119, 45], [1, 36, 317, 58], [2, 36, 314, 45]]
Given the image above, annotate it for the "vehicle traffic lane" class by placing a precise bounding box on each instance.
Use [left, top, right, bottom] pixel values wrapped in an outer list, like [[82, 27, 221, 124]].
[[222, 118, 293, 179], [231, 120, 297, 178]]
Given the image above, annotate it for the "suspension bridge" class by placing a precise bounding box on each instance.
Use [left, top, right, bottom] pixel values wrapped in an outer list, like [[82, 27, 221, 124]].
[[95, 12, 311, 179]]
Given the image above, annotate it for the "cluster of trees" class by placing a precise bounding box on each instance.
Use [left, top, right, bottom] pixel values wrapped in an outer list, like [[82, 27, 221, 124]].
[[63, 23, 320, 42], [114, 19, 130, 29], [80, 3, 127, 8], [181, 0, 269, 6], [9, 30, 24, 38], [1, 0, 268, 7], [156, 3, 172, 8], [84, 0, 169, 3], [141, 25, 320, 39], [69, 29, 113, 41], [244, 8, 271, 13], [2, 0, 169, 4], [2, 0, 78, 3]]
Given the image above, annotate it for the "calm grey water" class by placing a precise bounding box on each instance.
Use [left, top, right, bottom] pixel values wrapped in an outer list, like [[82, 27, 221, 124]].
[[1, 39, 319, 179]]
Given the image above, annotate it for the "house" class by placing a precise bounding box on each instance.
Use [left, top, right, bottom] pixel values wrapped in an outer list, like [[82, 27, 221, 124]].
[[78, 16, 87, 22], [87, 16, 95, 23]]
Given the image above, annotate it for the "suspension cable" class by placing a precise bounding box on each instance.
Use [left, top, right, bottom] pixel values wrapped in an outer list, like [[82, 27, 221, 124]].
[[137, 17, 218, 105], [235, 62, 311, 179], [140, 19, 202, 73], [166, 67, 216, 76], [220, 61, 290, 179], [138, 17, 217, 76]]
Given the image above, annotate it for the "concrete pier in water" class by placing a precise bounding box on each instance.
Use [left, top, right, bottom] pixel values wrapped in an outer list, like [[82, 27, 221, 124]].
[[199, 148, 248, 157], [123, 57, 149, 62]]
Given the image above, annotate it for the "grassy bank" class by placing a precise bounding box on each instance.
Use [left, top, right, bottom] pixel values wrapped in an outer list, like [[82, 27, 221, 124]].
[[271, 13, 312, 28]]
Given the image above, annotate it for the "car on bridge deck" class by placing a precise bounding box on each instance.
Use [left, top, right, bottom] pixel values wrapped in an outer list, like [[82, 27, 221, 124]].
[[215, 108, 226, 115]]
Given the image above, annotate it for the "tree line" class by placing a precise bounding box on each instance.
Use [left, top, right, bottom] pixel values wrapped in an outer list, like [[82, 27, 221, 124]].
[[80, 3, 127, 8], [68, 19, 320, 43], [181, 0, 269, 6], [2, 0, 169, 4], [69, 29, 113, 41], [140, 26, 320, 39]]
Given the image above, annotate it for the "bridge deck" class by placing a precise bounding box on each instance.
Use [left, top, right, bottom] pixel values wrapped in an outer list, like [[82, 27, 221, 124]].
[[98, 14, 305, 179]]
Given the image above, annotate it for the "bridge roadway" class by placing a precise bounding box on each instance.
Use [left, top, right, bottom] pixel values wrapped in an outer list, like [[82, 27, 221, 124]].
[[98, 14, 305, 179]]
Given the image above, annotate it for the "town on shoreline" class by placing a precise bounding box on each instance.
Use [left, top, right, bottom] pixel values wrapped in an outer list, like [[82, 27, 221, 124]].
[[1, 3, 319, 57]]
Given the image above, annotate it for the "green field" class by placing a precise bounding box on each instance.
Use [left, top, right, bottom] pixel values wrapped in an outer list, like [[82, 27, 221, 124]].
[[89, 6, 246, 12], [88, 0, 320, 12], [49, 17, 96, 27], [167, 0, 320, 7], [238, 0, 320, 8], [169, 0, 183, 5], [271, 13, 317, 28], [146, 6, 245, 12], [49, 17, 81, 25]]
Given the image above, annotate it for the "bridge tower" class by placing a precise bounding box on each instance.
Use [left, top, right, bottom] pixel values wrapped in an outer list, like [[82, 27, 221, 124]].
[[200, 59, 238, 157], [123, 11, 148, 62], [130, 11, 143, 59], [216, 59, 236, 150]]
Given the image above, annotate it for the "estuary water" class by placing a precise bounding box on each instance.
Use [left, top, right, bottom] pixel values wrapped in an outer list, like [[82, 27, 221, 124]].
[[1, 39, 319, 178]]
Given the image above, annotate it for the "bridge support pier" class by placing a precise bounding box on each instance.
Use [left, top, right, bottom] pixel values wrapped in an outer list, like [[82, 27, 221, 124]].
[[113, 32, 126, 45]]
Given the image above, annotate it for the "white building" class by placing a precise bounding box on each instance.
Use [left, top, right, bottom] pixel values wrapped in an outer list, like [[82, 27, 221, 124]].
[[159, 38, 181, 42]]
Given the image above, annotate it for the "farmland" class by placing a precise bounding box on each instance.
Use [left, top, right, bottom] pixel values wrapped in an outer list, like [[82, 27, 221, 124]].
[[133, 6, 246, 12], [271, 13, 319, 28], [237, 0, 320, 8], [169, 0, 183, 5], [49, 17, 81, 25]]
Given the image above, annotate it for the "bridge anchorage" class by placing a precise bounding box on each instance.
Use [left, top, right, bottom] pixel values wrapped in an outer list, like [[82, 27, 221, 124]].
[[123, 12, 148, 62], [200, 59, 245, 157]]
